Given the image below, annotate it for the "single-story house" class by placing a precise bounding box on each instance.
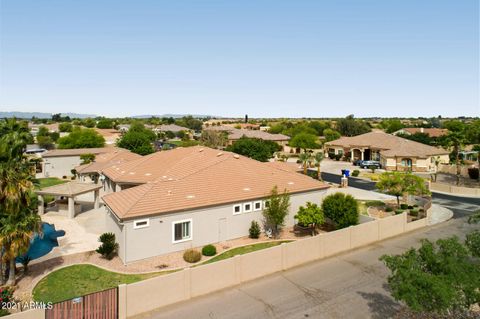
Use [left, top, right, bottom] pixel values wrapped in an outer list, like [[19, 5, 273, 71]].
[[393, 127, 448, 138], [101, 146, 329, 264], [324, 131, 450, 172], [42, 147, 124, 178], [205, 126, 290, 151], [94, 128, 122, 145], [75, 149, 142, 183]]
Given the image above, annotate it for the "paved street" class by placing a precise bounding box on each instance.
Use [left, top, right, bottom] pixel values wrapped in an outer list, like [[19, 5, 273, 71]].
[[141, 179, 480, 319]]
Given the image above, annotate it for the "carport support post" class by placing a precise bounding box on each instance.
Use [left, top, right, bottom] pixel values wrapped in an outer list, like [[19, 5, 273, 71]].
[[38, 195, 44, 215], [68, 196, 75, 218], [94, 189, 100, 209], [361, 150, 364, 161]]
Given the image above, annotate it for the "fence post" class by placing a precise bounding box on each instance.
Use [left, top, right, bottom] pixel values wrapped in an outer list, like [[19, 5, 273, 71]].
[[118, 284, 127, 319]]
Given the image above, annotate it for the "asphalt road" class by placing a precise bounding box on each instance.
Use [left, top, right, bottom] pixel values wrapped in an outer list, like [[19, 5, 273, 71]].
[[141, 174, 480, 319], [321, 172, 480, 218]]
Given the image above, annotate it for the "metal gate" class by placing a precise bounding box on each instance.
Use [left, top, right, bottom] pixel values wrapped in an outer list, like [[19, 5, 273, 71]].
[[46, 287, 118, 319]]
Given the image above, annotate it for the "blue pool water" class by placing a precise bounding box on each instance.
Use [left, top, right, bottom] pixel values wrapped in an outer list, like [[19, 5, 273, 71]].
[[16, 223, 65, 262]]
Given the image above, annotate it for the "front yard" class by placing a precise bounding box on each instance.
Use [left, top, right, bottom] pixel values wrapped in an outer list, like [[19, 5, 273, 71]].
[[33, 264, 173, 303]]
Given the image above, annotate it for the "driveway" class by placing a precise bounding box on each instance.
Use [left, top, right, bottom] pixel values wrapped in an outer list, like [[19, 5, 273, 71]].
[[141, 215, 479, 319]]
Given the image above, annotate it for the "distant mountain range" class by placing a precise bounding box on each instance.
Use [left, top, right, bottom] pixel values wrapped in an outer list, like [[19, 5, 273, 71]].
[[0, 111, 97, 119], [131, 114, 216, 119]]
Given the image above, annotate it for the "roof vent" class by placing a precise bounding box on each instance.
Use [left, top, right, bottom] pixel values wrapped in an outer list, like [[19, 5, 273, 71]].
[[243, 187, 251, 191], [129, 172, 135, 175], [199, 148, 204, 152], [217, 152, 223, 157], [167, 190, 172, 195], [145, 173, 152, 176], [288, 182, 294, 185], [168, 178, 173, 181], [186, 195, 195, 199], [233, 154, 240, 159], [162, 175, 167, 179]]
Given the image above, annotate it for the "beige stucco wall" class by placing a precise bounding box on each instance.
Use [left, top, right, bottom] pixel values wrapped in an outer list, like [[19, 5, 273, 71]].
[[43, 155, 81, 178], [105, 209, 125, 262], [121, 211, 428, 318], [111, 189, 327, 263]]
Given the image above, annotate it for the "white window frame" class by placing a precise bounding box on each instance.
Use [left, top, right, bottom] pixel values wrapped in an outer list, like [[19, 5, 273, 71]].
[[253, 201, 262, 211], [133, 218, 150, 229], [243, 202, 253, 213], [264, 200, 270, 209], [172, 219, 193, 243], [233, 204, 242, 215]]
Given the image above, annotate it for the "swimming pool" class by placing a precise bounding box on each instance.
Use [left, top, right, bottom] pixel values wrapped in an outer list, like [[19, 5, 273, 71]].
[[16, 223, 65, 262]]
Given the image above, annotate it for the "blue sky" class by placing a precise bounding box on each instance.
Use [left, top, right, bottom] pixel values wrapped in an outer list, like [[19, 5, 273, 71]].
[[0, 0, 478, 118]]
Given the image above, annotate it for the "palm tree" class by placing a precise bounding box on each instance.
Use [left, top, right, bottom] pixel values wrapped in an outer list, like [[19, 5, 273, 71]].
[[314, 152, 324, 181], [299, 152, 311, 175], [0, 118, 33, 161], [443, 131, 465, 186], [0, 209, 42, 286]]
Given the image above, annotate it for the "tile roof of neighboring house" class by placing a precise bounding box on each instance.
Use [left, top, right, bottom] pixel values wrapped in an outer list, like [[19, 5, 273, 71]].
[[156, 124, 191, 132], [103, 146, 328, 220], [206, 126, 290, 141], [325, 131, 449, 158], [43, 147, 122, 158], [37, 181, 102, 196], [398, 127, 448, 138], [264, 161, 302, 173], [75, 149, 142, 174]]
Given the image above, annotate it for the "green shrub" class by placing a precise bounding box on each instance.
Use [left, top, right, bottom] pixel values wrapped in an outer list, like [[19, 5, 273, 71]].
[[202, 245, 217, 256], [385, 207, 393, 212], [183, 249, 201, 263], [249, 221, 261, 239], [351, 170, 360, 177], [321, 193, 359, 229], [410, 208, 419, 217], [96, 232, 119, 260], [365, 200, 384, 207], [400, 204, 408, 209], [395, 209, 404, 215], [407, 205, 413, 209]]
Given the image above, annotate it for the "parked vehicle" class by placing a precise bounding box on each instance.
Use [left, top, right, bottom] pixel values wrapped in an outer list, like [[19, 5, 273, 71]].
[[353, 159, 364, 166], [360, 161, 382, 169]]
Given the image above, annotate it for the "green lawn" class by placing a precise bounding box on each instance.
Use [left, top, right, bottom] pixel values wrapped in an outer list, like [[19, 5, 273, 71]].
[[33, 264, 172, 303], [37, 177, 68, 189], [201, 241, 292, 265]]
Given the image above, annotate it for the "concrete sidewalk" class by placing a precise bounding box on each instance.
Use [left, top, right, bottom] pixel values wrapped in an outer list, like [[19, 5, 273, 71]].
[[428, 204, 453, 225]]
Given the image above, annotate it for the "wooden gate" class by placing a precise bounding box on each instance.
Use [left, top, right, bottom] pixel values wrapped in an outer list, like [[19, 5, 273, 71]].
[[46, 287, 118, 319]]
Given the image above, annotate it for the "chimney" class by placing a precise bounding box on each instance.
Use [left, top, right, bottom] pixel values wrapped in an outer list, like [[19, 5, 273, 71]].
[[420, 128, 424, 133], [245, 114, 248, 123]]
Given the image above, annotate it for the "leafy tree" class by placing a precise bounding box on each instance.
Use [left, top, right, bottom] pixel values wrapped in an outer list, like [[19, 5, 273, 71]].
[[289, 133, 319, 151], [96, 118, 114, 129], [377, 172, 429, 207], [200, 130, 228, 148], [49, 131, 60, 142], [380, 119, 404, 133], [323, 128, 341, 142], [321, 192, 358, 229], [117, 131, 154, 155], [294, 202, 324, 235], [336, 115, 371, 137], [57, 127, 105, 149], [308, 120, 331, 135], [80, 153, 96, 164], [37, 135, 54, 149], [58, 122, 73, 132], [381, 236, 480, 315], [37, 126, 50, 137], [177, 115, 203, 131], [226, 137, 281, 162], [262, 186, 290, 238], [82, 118, 96, 128]]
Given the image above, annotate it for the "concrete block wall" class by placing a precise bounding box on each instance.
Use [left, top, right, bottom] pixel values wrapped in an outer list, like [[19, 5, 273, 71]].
[[114, 212, 424, 318]]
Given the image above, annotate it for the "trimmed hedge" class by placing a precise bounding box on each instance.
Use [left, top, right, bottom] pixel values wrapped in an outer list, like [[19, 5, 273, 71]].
[[202, 245, 217, 256]]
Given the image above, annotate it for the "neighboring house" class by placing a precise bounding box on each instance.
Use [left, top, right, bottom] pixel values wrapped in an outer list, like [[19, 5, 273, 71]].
[[94, 128, 121, 145], [155, 124, 191, 133], [28, 123, 60, 136], [117, 124, 131, 133], [393, 127, 448, 138], [205, 126, 290, 151], [101, 146, 329, 264], [42, 147, 122, 178], [325, 131, 449, 172], [75, 149, 142, 182]]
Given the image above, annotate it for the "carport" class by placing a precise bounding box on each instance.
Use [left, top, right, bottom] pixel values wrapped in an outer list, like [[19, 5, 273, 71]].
[[37, 182, 103, 218]]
